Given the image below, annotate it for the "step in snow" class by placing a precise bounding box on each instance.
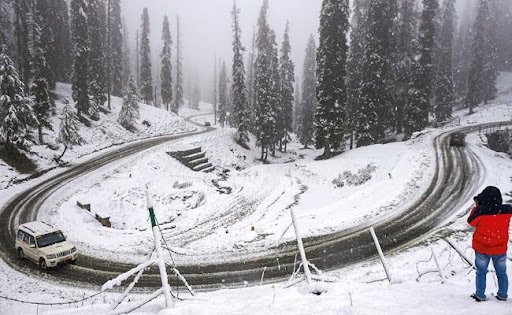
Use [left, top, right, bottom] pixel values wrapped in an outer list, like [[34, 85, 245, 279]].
[[178, 147, 201, 157], [182, 152, 206, 162], [193, 163, 212, 172], [189, 157, 209, 168], [202, 166, 215, 173]]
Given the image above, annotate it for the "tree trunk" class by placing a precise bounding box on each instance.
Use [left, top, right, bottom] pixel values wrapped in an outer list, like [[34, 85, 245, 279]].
[[56, 145, 68, 162], [38, 126, 43, 144], [323, 141, 330, 158]]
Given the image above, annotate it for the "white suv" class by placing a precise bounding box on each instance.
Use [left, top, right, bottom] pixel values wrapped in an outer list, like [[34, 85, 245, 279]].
[[15, 221, 78, 269]]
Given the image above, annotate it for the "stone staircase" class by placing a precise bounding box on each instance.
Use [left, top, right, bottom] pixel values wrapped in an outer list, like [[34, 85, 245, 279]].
[[168, 147, 215, 173]]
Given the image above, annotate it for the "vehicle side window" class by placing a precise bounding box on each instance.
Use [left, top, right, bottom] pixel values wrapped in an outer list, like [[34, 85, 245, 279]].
[[22, 232, 30, 243], [28, 236, 35, 246], [17, 230, 23, 240]]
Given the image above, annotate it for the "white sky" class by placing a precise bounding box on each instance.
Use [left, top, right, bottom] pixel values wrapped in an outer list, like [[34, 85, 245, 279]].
[[121, 0, 323, 98]]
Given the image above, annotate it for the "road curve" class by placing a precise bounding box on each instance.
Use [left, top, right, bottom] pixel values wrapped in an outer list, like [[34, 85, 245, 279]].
[[0, 122, 506, 290]]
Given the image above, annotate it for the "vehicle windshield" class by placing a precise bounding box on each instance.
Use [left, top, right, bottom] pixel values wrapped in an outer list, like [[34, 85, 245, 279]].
[[36, 231, 66, 248]]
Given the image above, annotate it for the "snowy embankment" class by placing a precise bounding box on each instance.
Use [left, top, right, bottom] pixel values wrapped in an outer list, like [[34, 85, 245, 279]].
[[0, 83, 198, 190], [1, 73, 512, 314], [38, 119, 435, 264]]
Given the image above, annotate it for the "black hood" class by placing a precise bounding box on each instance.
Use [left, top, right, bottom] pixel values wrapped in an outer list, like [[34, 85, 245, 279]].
[[477, 186, 503, 206]]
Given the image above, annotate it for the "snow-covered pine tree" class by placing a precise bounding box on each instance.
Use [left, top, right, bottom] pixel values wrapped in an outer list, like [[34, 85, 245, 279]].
[[453, 1, 473, 103], [0, 1, 13, 48], [70, 0, 90, 117], [118, 77, 140, 130], [29, 8, 53, 144], [356, 0, 398, 146], [88, 0, 108, 120], [231, 1, 249, 145], [497, 0, 512, 70], [246, 28, 256, 134], [254, 0, 274, 161], [139, 7, 153, 105], [467, 0, 488, 114], [315, 0, 350, 157], [56, 98, 83, 162], [414, 0, 438, 127], [269, 30, 282, 156], [434, 0, 455, 122], [482, 0, 499, 103], [395, 0, 419, 134], [40, 0, 72, 84], [173, 15, 183, 113], [13, 0, 31, 90], [346, 0, 367, 145], [292, 80, 300, 133], [279, 22, 295, 153], [160, 15, 173, 112], [31, 1, 56, 90], [298, 35, 317, 149], [0, 48, 36, 150], [218, 61, 228, 127], [108, 0, 124, 97]]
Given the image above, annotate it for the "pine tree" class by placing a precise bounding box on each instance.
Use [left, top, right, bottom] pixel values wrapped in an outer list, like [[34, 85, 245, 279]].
[[88, 0, 107, 120], [279, 22, 295, 152], [298, 36, 317, 149], [13, 0, 31, 90], [403, 0, 439, 137], [0, 1, 13, 48], [269, 30, 282, 156], [118, 77, 140, 130], [396, 0, 419, 134], [254, 0, 274, 161], [315, 0, 350, 156], [356, 0, 398, 146], [346, 0, 367, 145], [70, 0, 90, 117], [231, 1, 249, 145], [161, 15, 173, 112], [246, 28, 256, 134], [415, 0, 438, 126], [0, 48, 36, 149], [108, 0, 124, 97], [173, 15, 183, 113], [482, 0, 499, 103], [32, 1, 56, 89], [29, 8, 53, 144], [139, 7, 153, 105], [292, 80, 300, 133], [56, 98, 83, 162], [434, 0, 455, 122], [467, 0, 488, 113], [42, 0, 72, 84], [453, 1, 473, 102], [218, 61, 228, 127]]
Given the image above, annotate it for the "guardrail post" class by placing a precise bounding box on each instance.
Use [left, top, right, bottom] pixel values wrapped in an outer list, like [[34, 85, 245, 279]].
[[370, 227, 393, 283]]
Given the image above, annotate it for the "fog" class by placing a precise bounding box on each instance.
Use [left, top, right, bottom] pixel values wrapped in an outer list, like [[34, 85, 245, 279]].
[[121, 0, 471, 101], [122, 0, 322, 100]]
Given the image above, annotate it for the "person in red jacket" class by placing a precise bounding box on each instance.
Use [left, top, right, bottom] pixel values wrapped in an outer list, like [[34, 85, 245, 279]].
[[468, 186, 512, 302]]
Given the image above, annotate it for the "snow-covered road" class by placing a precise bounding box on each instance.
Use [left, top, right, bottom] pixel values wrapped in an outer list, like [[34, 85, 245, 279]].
[[1, 121, 504, 289]]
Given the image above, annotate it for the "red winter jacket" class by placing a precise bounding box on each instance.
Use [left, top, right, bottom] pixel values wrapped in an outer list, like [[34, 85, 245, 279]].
[[468, 206, 512, 255]]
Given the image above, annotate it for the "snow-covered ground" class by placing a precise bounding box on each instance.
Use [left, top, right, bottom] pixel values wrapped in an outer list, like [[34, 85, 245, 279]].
[[0, 83, 198, 190], [1, 72, 512, 314]]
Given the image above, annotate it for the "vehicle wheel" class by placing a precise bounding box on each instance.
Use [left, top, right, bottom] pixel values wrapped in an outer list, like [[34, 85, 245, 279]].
[[17, 248, 25, 260], [70, 259, 77, 265], [39, 258, 47, 270]]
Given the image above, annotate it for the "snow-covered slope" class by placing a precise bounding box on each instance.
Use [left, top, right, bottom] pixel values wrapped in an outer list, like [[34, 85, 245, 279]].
[[0, 83, 198, 189]]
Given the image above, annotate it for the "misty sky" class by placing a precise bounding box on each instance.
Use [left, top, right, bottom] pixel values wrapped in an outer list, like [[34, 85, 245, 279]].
[[122, 0, 323, 97], [121, 0, 469, 100]]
